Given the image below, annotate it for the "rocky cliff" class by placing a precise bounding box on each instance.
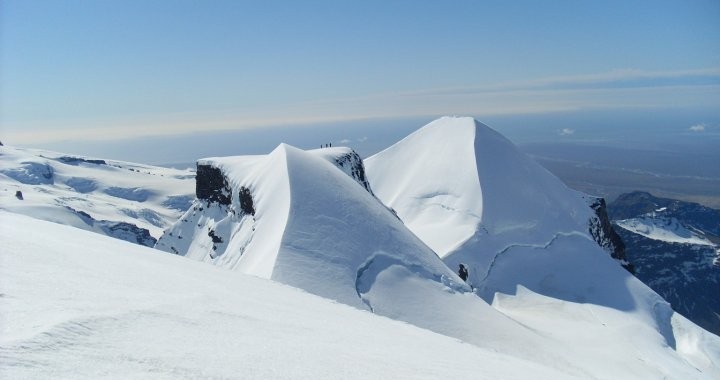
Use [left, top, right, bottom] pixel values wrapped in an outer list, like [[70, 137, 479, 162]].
[[586, 196, 634, 273]]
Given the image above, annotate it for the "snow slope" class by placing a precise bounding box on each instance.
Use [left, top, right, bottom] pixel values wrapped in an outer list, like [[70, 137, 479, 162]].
[[0, 146, 194, 245], [616, 215, 715, 246], [0, 211, 577, 380], [365, 116, 720, 377]]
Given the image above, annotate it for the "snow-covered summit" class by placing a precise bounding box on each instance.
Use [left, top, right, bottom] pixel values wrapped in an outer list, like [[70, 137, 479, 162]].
[[156, 143, 467, 310], [366, 116, 622, 285]]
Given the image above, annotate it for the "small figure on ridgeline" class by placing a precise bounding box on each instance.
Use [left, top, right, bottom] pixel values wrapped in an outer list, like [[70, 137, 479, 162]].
[[458, 263, 469, 282], [329, 142, 332, 147]]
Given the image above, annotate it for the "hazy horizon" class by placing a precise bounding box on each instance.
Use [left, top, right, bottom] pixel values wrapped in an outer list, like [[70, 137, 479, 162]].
[[2, 1, 719, 148], [2, 1, 718, 206]]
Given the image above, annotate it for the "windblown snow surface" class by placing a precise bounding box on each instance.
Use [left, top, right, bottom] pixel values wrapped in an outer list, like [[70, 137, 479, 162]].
[[0, 146, 194, 245], [0, 212, 573, 380]]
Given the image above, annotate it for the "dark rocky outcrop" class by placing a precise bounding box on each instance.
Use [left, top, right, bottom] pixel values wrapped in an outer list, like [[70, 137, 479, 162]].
[[15, 190, 23, 200], [57, 156, 107, 166], [196, 164, 231, 205], [64, 206, 157, 247], [102, 222, 157, 247], [239, 186, 255, 215], [587, 197, 634, 273], [333, 151, 373, 195]]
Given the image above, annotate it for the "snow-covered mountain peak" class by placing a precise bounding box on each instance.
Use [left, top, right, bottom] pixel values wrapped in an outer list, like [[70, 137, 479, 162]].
[[366, 117, 485, 256], [156, 143, 467, 309], [367, 116, 602, 267]]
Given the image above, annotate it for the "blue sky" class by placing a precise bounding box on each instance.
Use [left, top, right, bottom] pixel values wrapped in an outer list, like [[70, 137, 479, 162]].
[[1, 0, 719, 154]]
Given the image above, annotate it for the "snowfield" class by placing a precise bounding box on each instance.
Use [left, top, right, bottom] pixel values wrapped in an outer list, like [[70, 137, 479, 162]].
[[0, 212, 575, 380], [0, 146, 194, 245], [616, 215, 715, 246]]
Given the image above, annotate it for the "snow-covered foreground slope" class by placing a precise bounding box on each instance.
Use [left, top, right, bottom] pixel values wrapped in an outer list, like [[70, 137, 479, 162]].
[[0, 212, 576, 380], [0, 146, 194, 245]]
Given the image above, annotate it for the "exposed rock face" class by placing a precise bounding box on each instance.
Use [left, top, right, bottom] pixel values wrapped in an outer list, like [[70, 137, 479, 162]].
[[56, 156, 107, 166], [196, 164, 231, 205], [65, 206, 157, 247], [157, 162, 256, 258], [586, 196, 634, 273], [103, 222, 157, 247], [239, 186, 255, 215], [333, 151, 373, 195]]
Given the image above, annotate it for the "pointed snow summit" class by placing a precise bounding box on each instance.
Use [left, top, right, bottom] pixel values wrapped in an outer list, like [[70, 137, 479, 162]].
[[366, 116, 625, 293], [156, 144, 466, 310]]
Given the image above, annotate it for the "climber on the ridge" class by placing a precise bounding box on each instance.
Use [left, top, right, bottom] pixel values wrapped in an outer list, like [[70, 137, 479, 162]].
[[458, 263, 468, 282]]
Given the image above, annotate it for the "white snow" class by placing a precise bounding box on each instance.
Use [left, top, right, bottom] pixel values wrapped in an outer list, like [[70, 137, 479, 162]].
[[364, 116, 720, 378], [157, 144, 474, 310], [616, 215, 715, 246], [365, 116, 596, 281], [4, 117, 720, 379], [0, 211, 575, 380], [0, 146, 195, 242]]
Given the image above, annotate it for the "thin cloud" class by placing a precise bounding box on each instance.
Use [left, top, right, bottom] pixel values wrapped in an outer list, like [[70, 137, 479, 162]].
[[559, 128, 575, 136], [405, 67, 720, 97], [5, 67, 719, 145], [689, 124, 706, 132], [339, 138, 352, 144]]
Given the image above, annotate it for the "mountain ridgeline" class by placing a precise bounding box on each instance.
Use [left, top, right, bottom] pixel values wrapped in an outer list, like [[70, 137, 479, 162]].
[[2, 117, 719, 378], [154, 117, 720, 378]]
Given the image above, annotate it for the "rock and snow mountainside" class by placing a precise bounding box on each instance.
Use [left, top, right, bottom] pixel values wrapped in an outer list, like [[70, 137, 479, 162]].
[[2, 211, 577, 380], [155, 122, 720, 379], [609, 191, 720, 336], [0, 146, 195, 246]]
